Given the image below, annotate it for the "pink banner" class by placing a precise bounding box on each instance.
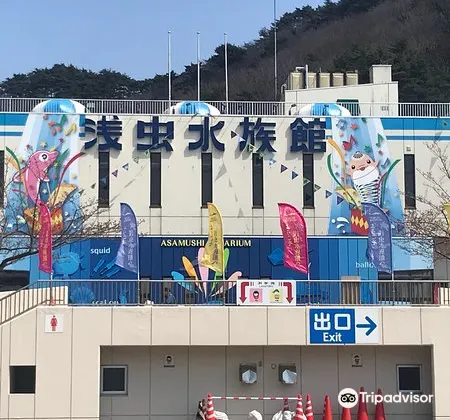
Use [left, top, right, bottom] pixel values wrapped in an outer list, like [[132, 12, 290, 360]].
[[278, 203, 309, 274], [38, 203, 53, 274]]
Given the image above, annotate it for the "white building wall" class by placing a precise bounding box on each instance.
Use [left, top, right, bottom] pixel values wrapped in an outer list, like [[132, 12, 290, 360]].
[[1, 306, 449, 420], [284, 83, 399, 116], [3, 115, 442, 237], [100, 345, 431, 420], [0, 307, 450, 420]]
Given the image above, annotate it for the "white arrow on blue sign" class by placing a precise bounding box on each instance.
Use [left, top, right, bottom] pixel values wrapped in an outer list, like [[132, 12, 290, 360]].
[[308, 308, 381, 344]]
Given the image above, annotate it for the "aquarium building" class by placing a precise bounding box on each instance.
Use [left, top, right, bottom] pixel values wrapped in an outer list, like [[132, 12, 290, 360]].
[[0, 97, 448, 420]]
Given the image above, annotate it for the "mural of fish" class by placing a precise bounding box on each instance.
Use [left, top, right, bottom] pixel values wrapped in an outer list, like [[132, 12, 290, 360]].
[[13, 150, 59, 205]]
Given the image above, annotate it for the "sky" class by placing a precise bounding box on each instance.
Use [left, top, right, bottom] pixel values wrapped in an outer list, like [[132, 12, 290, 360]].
[[0, 0, 323, 82]]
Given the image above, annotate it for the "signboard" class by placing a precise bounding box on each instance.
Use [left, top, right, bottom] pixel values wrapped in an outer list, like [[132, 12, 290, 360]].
[[308, 308, 380, 344], [81, 115, 326, 154], [237, 280, 296, 306], [45, 314, 64, 333]]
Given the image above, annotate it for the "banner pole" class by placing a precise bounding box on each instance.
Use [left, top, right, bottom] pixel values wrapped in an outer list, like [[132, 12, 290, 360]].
[[50, 271, 54, 305], [137, 236, 141, 304]]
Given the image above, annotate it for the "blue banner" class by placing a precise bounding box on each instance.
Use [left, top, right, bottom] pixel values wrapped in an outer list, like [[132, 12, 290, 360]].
[[364, 203, 392, 273], [116, 203, 139, 274]]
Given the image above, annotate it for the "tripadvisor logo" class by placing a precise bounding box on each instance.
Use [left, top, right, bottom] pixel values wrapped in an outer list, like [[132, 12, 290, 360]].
[[338, 388, 359, 408], [338, 388, 433, 408]]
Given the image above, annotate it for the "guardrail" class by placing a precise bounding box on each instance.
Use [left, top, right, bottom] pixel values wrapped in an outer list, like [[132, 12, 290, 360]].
[[1, 98, 450, 117], [0, 284, 67, 325], [15, 280, 450, 308]]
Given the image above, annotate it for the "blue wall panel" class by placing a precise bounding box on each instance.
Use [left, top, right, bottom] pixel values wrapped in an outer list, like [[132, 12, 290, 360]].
[[3, 235, 433, 305], [328, 239, 340, 280]]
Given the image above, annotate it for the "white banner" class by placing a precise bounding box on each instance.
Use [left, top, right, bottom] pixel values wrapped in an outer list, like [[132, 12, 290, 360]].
[[237, 280, 296, 306]]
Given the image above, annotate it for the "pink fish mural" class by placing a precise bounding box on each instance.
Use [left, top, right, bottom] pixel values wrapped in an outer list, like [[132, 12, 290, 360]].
[[13, 150, 59, 205]]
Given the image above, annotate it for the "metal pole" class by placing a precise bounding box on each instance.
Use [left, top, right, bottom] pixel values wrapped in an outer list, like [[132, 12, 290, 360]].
[[50, 272, 54, 305], [274, 0, 278, 100], [224, 33, 229, 114], [305, 64, 309, 89], [168, 31, 172, 108], [197, 31, 200, 102]]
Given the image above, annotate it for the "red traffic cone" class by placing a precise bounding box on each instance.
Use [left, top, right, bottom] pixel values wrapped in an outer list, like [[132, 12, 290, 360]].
[[357, 387, 369, 420], [305, 394, 314, 420], [206, 393, 216, 420], [374, 389, 385, 420], [341, 406, 352, 420], [283, 398, 290, 413], [322, 395, 332, 420], [295, 394, 305, 420]]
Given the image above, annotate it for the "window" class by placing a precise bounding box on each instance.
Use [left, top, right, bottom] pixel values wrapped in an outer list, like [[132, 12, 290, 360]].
[[0, 150, 4, 208], [10, 366, 36, 394], [101, 365, 128, 395], [201, 153, 212, 206], [98, 151, 110, 208], [303, 153, 314, 208], [397, 365, 422, 393], [252, 153, 263, 207], [150, 152, 161, 207], [337, 99, 361, 116], [404, 154, 416, 208]]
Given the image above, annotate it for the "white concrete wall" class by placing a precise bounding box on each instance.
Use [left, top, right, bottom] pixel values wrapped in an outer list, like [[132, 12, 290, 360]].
[[100, 345, 431, 420], [2, 115, 441, 238], [0, 306, 450, 420], [284, 83, 399, 116]]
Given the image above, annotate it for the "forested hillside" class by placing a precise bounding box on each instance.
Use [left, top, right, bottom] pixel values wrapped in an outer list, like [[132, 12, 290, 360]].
[[1, 0, 449, 102]]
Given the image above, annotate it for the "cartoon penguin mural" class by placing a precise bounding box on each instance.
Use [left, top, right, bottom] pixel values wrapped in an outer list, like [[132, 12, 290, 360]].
[[327, 117, 404, 236], [4, 99, 86, 236]]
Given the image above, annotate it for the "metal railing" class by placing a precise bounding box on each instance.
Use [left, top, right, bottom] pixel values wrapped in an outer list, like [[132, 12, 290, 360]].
[[1, 98, 450, 117], [0, 283, 67, 325], [1, 280, 449, 324]]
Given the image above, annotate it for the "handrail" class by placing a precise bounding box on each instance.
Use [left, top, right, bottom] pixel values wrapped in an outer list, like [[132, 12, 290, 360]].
[[0, 283, 67, 325], [0, 279, 448, 325], [1, 98, 450, 117]]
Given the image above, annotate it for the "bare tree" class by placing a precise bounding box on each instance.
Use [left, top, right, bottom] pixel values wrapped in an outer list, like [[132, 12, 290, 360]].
[[401, 141, 450, 262], [0, 165, 121, 272]]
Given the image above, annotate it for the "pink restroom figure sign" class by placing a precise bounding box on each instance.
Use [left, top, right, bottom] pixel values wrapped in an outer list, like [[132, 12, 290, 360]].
[[45, 314, 64, 333], [50, 315, 57, 331], [249, 288, 263, 303]]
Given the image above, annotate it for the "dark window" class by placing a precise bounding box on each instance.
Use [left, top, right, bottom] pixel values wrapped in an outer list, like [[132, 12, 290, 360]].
[[303, 153, 314, 208], [98, 151, 110, 208], [150, 152, 161, 207], [0, 150, 4, 208], [397, 365, 422, 393], [337, 99, 361, 116], [201, 153, 212, 206], [252, 153, 263, 207], [404, 154, 416, 208], [10, 366, 36, 394], [101, 366, 127, 394]]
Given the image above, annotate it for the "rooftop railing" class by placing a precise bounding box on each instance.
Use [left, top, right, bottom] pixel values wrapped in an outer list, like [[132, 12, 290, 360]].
[[2, 279, 450, 324], [1, 98, 450, 117], [6, 280, 449, 311]]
